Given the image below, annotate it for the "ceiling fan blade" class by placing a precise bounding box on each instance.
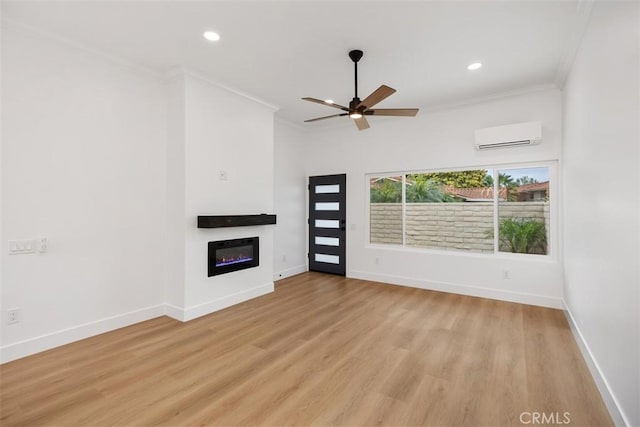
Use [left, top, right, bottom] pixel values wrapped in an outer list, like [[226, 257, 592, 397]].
[[302, 97, 350, 112], [353, 116, 370, 131], [356, 85, 396, 110], [365, 108, 419, 117], [304, 113, 348, 123]]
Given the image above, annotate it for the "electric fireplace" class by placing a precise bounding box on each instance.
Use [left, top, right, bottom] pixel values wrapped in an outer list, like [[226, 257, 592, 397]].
[[208, 237, 259, 277]]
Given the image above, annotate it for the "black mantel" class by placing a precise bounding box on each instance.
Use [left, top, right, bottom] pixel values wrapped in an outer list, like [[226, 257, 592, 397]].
[[197, 214, 277, 228]]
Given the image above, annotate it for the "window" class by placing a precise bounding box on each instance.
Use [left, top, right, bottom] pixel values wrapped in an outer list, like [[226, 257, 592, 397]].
[[404, 170, 495, 253], [497, 167, 549, 255], [369, 176, 402, 245], [368, 164, 552, 256]]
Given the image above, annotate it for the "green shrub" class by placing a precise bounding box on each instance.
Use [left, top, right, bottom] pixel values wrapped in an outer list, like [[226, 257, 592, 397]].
[[370, 178, 402, 203], [487, 217, 547, 255]]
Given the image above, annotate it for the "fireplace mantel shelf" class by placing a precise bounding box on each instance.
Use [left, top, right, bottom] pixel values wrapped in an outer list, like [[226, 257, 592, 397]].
[[197, 214, 277, 228]]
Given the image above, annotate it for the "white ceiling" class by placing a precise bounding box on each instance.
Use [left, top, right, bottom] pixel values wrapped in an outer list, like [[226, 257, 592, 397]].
[[2, 1, 585, 126]]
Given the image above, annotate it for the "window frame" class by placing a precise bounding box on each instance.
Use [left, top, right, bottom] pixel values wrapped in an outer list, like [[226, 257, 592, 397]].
[[365, 161, 558, 261]]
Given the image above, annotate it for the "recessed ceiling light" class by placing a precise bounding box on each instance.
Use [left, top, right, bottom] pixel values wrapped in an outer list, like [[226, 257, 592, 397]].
[[467, 62, 482, 71], [203, 31, 220, 42], [324, 99, 334, 104]]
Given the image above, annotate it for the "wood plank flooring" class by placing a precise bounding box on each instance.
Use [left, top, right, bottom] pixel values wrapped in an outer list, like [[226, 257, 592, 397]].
[[0, 272, 612, 426]]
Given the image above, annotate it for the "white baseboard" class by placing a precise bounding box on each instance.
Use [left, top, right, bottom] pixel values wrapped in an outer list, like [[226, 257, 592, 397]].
[[164, 303, 185, 322], [168, 282, 275, 322], [349, 270, 563, 309], [1, 282, 275, 363], [563, 301, 629, 427], [0, 304, 165, 364], [273, 264, 307, 281]]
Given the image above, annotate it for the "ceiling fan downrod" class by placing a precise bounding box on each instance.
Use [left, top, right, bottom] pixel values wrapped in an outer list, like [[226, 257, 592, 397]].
[[349, 49, 363, 107]]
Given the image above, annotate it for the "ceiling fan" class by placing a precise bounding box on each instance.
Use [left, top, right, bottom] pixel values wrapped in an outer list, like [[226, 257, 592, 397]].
[[302, 49, 419, 131]]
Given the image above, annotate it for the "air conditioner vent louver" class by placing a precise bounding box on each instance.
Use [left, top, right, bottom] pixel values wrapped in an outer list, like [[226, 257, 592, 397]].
[[474, 121, 542, 150]]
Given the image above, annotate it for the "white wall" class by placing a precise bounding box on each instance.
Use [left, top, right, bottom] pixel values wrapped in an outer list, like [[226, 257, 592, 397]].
[[165, 71, 277, 321], [0, 22, 280, 360], [562, 2, 639, 425], [0, 8, 4, 358], [273, 119, 307, 279], [304, 88, 564, 307], [164, 73, 186, 310], [0, 24, 167, 361]]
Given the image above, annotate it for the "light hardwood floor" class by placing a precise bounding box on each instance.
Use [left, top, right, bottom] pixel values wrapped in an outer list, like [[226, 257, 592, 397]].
[[0, 272, 611, 426]]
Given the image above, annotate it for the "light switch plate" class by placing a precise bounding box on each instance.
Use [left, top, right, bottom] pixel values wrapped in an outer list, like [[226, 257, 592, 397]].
[[39, 237, 48, 253]]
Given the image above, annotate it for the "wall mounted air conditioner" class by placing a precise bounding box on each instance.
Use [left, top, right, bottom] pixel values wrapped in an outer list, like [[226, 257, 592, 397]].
[[474, 121, 542, 150]]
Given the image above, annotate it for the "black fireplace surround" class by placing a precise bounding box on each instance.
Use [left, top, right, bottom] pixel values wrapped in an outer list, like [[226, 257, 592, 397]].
[[208, 237, 259, 277]]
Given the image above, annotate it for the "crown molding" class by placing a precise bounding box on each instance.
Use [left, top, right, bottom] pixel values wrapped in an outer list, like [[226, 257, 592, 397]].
[[421, 83, 559, 115], [274, 115, 309, 132], [1, 16, 279, 111], [298, 83, 560, 133], [1, 17, 164, 81], [165, 66, 279, 112], [554, 0, 595, 89]]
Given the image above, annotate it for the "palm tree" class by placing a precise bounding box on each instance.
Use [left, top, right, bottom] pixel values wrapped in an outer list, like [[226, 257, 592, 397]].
[[482, 173, 518, 200], [499, 173, 517, 189], [406, 174, 455, 202], [498, 173, 518, 201], [516, 176, 539, 185], [482, 173, 520, 188]]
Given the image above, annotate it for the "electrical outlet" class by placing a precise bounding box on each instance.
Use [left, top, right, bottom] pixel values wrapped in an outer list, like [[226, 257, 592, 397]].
[[8, 239, 38, 255], [374, 257, 380, 265], [282, 255, 287, 263], [219, 170, 228, 181], [502, 269, 510, 279], [7, 308, 19, 324]]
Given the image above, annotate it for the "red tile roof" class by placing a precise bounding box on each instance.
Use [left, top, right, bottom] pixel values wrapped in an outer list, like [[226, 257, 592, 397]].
[[444, 186, 507, 201], [517, 181, 549, 193]]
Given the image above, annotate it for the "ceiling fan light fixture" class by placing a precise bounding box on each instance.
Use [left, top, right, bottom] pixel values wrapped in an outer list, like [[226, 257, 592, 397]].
[[349, 112, 362, 119], [203, 31, 220, 42]]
